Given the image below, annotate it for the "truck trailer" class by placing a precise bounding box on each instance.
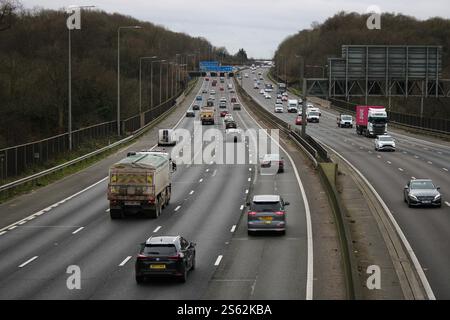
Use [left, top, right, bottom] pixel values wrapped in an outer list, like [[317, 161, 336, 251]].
[[355, 106, 388, 137], [107, 151, 174, 219]]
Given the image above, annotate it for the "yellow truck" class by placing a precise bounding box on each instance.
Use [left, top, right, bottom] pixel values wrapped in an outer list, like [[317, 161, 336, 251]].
[[200, 106, 215, 125], [107, 151, 175, 219]]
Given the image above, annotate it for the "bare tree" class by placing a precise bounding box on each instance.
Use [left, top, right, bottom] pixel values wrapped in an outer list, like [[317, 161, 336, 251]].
[[0, 0, 21, 31]]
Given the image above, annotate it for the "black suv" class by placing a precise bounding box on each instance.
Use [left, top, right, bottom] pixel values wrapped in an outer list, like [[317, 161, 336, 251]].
[[135, 235, 196, 283]]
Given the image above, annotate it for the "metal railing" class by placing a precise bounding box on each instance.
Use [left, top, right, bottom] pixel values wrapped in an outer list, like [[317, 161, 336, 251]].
[[0, 81, 195, 191]]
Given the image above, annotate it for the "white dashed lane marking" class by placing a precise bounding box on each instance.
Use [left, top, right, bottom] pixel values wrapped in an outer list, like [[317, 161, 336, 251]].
[[153, 226, 162, 233], [119, 256, 132, 267], [214, 255, 223, 266], [174, 206, 181, 212], [72, 227, 84, 235], [18, 256, 38, 268], [230, 225, 236, 233]]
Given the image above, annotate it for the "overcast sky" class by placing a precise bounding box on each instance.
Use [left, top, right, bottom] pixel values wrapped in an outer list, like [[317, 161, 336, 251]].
[[21, 0, 450, 58]]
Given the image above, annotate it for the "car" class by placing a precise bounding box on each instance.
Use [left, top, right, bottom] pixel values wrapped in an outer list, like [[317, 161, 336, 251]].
[[264, 93, 272, 99], [225, 120, 237, 129], [374, 135, 396, 151], [247, 195, 289, 235], [274, 104, 284, 113], [282, 92, 288, 97], [337, 114, 353, 128], [210, 90, 216, 95], [295, 115, 304, 125], [230, 97, 237, 103], [277, 94, 283, 100], [306, 111, 320, 123], [282, 96, 288, 102], [220, 87, 224, 91], [186, 110, 195, 117], [205, 77, 209, 81], [202, 89, 208, 94], [220, 97, 227, 103], [276, 98, 282, 104], [232, 103, 241, 110], [259, 89, 265, 95], [260, 153, 284, 173], [224, 114, 234, 122], [404, 179, 442, 208], [208, 95, 215, 101], [219, 101, 227, 108], [158, 129, 176, 146], [225, 128, 242, 143], [220, 110, 229, 117], [244, 73, 249, 78], [192, 104, 200, 110], [135, 235, 196, 283], [254, 83, 259, 89], [196, 95, 202, 101], [254, 77, 257, 81], [229, 88, 235, 93]]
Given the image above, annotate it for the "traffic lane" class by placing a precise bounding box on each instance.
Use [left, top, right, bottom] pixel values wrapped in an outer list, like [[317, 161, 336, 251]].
[[335, 143, 450, 298], [88, 163, 252, 299], [0, 159, 210, 299], [204, 99, 308, 300], [0, 102, 206, 283], [0, 79, 205, 230]]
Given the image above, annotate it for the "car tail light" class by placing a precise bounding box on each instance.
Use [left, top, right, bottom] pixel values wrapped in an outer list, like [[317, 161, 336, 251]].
[[248, 211, 257, 216], [275, 211, 285, 216], [148, 196, 155, 204], [137, 254, 147, 260], [168, 253, 182, 261]]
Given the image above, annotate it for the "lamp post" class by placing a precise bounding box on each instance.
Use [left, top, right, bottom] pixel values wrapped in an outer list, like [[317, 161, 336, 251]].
[[66, 4, 95, 151], [139, 56, 157, 114], [159, 60, 166, 105], [117, 25, 142, 136], [149, 59, 165, 119], [295, 54, 306, 136]]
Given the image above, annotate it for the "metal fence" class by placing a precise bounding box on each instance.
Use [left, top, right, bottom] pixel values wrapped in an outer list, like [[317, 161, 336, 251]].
[[329, 98, 450, 134], [0, 121, 116, 183], [0, 84, 187, 184]]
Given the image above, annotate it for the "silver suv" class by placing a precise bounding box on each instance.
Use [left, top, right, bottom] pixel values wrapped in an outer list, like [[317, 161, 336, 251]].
[[247, 195, 289, 235]]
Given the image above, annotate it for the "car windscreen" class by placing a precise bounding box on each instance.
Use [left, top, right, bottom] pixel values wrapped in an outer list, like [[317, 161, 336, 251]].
[[379, 137, 393, 141], [309, 112, 319, 116], [342, 116, 352, 120], [143, 244, 177, 255], [251, 201, 282, 212], [410, 181, 435, 190]]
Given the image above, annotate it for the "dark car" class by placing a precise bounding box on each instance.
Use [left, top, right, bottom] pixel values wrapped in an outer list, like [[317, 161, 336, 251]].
[[247, 195, 289, 235], [192, 104, 200, 110], [220, 110, 229, 117], [225, 120, 237, 129], [232, 103, 241, 110], [186, 110, 195, 117], [135, 236, 196, 283], [404, 179, 442, 208]]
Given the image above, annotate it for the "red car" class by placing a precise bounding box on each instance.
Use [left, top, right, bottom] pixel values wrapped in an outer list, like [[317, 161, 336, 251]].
[[230, 97, 237, 103], [205, 77, 210, 81], [220, 87, 224, 91], [220, 110, 229, 117], [295, 115, 304, 125]]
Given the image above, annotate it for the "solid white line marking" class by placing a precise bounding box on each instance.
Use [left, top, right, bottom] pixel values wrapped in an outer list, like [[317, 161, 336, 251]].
[[189, 190, 194, 195], [18, 221, 27, 225], [0, 176, 109, 234], [8, 226, 17, 231], [214, 255, 223, 266], [72, 227, 84, 235], [0, 231, 6, 236], [19, 256, 38, 268], [174, 205, 181, 212], [119, 256, 132, 267], [241, 94, 314, 300], [153, 226, 162, 233], [230, 225, 236, 233], [240, 205, 244, 210]]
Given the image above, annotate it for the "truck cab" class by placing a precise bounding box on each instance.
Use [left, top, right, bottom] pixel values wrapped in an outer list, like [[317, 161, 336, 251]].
[[356, 106, 388, 137], [287, 99, 298, 113]]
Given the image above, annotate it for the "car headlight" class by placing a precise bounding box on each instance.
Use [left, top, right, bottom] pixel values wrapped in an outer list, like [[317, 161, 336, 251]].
[[408, 194, 418, 201], [434, 194, 441, 201]]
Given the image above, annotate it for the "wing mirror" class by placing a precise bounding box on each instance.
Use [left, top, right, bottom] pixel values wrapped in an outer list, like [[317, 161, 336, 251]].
[[284, 201, 290, 206], [437, 186, 441, 190], [404, 186, 408, 189]]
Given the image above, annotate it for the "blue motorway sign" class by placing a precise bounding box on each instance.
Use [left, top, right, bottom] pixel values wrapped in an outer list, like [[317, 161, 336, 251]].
[[199, 61, 233, 72]]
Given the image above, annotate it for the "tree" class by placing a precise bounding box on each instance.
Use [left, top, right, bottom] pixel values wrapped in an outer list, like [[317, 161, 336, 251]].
[[0, 0, 21, 31]]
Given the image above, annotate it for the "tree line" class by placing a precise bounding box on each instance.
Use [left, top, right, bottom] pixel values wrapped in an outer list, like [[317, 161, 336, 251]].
[[0, 1, 249, 148]]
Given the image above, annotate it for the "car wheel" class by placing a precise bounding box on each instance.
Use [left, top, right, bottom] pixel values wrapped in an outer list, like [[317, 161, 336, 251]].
[[407, 199, 412, 208], [191, 255, 196, 270], [179, 266, 188, 283], [280, 230, 286, 236], [136, 275, 145, 284], [110, 209, 122, 220]]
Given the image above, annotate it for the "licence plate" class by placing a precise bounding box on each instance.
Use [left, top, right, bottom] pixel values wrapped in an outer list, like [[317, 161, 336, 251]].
[[260, 216, 273, 221], [125, 201, 140, 206], [150, 264, 166, 270], [422, 201, 431, 204]]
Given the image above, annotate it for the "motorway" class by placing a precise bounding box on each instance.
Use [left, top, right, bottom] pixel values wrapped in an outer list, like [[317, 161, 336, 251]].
[[241, 69, 450, 299], [0, 76, 311, 299]]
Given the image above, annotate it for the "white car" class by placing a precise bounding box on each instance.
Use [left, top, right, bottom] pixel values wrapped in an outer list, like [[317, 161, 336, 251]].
[[276, 98, 282, 104], [264, 93, 272, 99], [259, 89, 265, 94], [374, 135, 396, 151], [224, 114, 234, 122], [210, 90, 216, 95], [274, 104, 284, 113], [158, 129, 177, 146], [254, 83, 259, 89], [244, 73, 249, 78]]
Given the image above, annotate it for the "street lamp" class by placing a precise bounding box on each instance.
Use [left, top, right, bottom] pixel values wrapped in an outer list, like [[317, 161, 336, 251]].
[[295, 54, 307, 137], [150, 59, 165, 112], [66, 4, 95, 151], [139, 56, 157, 114], [158, 60, 166, 105], [117, 25, 142, 136]]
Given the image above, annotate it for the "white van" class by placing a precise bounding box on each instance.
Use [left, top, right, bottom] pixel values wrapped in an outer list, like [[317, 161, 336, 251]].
[[306, 106, 321, 116], [158, 129, 177, 146], [287, 99, 298, 113]]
